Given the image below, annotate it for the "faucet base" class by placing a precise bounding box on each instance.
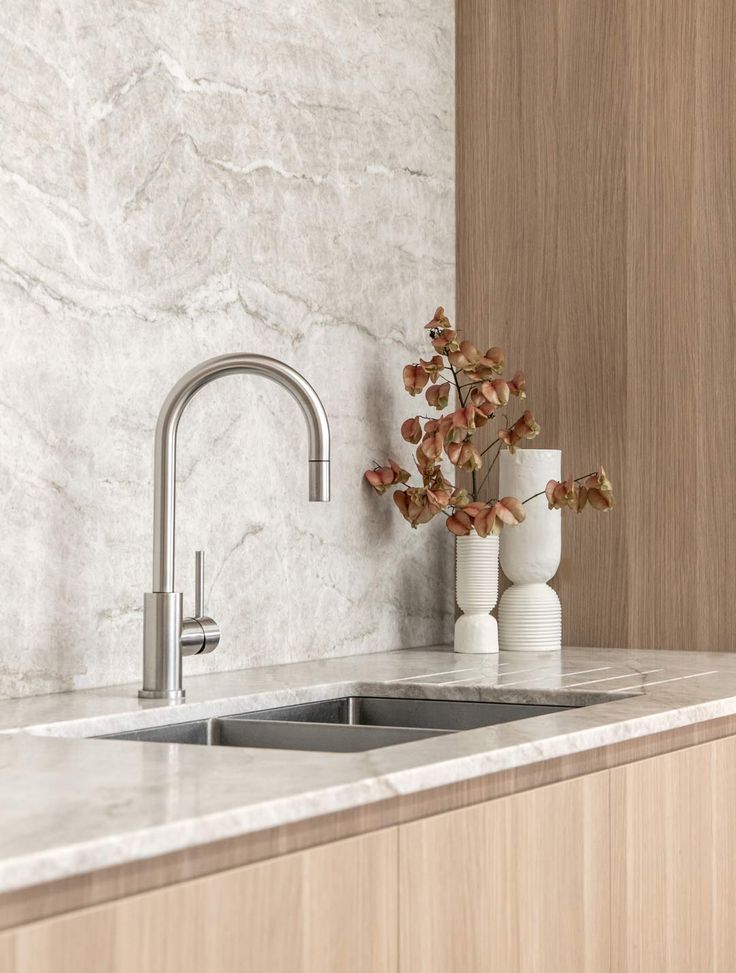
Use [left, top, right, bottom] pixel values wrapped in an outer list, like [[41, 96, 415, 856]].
[[141, 591, 184, 699], [138, 688, 186, 701]]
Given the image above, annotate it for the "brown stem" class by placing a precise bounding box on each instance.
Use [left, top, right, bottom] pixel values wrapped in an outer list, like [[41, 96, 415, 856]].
[[479, 433, 503, 457], [448, 363, 466, 408], [475, 441, 504, 498]]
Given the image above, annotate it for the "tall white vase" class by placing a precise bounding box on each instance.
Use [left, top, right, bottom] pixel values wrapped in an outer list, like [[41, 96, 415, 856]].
[[454, 533, 500, 654], [498, 449, 562, 652]]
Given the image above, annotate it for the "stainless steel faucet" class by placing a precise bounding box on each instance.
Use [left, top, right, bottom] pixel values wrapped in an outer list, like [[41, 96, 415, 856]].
[[140, 354, 331, 700]]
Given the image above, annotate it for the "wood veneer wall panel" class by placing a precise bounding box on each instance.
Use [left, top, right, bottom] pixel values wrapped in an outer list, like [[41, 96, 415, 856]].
[[456, 0, 563, 464], [693, 0, 736, 651], [626, 0, 697, 649], [457, 0, 736, 650], [552, 0, 628, 647]]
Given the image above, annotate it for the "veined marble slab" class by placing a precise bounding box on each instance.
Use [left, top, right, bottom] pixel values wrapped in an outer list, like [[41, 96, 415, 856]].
[[0, 645, 734, 895], [0, 0, 454, 699]]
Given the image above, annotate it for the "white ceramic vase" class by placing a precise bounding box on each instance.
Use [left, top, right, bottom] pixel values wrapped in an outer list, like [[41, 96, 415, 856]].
[[498, 448, 562, 652], [454, 533, 500, 654]]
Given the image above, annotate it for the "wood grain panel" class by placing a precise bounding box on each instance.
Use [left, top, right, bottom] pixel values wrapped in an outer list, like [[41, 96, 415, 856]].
[[0, 936, 14, 973], [456, 0, 564, 495], [626, 0, 697, 649], [611, 736, 736, 971], [457, 0, 736, 650], [693, 0, 736, 650], [555, 0, 628, 647], [399, 771, 610, 973], [0, 829, 398, 973]]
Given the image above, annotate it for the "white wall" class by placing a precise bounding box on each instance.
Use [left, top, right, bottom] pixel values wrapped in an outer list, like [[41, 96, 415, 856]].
[[0, 1, 455, 698]]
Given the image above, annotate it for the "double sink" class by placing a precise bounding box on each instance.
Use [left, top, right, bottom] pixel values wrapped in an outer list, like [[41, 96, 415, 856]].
[[102, 695, 574, 753]]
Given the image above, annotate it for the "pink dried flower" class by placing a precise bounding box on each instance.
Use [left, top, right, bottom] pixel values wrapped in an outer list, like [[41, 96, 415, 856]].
[[426, 487, 452, 511], [424, 306, 451, 330], [446, 511, 472, 536], [424, 415, 454, 440], [450, 488, 473, 507], [394, 488, 439, 528], [584, 467, 615, 510], [470, 388, 497, 419], [401, 417, 422, 444], [419, 429, 444, 462], [462, 346, 505, 381], [403, 364, 429, 396], [508, 370, 526, 398], [426, 381, 451, 409], [498, 410, 540, 452], [447, 441, 482, 472], [447, 340, 481, 372], [364, 459, 410, 494], [451, 406, 479, 435], [419, 355, 445, 381], [431, 329, 460, 354], [445, 502, 484, 535], [479, 379, 510, 407], [495, 496, 526, 526], [545, 469, 615, 512], [545, 477, 578, 510], [472, 497, 526, 537]]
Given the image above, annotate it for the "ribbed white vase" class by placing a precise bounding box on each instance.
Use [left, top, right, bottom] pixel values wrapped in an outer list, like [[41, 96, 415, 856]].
[[498, 449, 562, 652], [454, 533, 500, 654]]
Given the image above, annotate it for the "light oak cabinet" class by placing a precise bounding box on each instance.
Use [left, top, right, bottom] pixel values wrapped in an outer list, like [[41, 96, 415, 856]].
[[611, 736, 736, 972], [0, 829, 398, 973], [3, 737, 736, 973], [399, 771, 610, 973], [398, 737, 736, 973]]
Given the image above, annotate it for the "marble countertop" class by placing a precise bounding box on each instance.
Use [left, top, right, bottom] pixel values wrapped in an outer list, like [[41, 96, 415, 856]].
[[0, 644, 733, 896]]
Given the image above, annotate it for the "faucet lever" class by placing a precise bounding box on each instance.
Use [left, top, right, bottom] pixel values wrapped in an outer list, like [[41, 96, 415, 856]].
[[181, 549, 220, 658], [195, 550, 205, 618]]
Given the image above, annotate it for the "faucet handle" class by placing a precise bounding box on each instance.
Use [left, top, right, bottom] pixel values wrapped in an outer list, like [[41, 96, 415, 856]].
[[181, 550, 220, 656], [195, 550, 205, 618]]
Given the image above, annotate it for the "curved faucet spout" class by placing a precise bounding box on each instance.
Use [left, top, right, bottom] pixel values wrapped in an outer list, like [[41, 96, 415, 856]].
[[151, 354, 331, 594]]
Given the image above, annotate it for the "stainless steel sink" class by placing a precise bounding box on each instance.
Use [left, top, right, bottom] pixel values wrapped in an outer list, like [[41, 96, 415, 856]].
[[100, 696, 574, 753], [235, 696, 569, 731]]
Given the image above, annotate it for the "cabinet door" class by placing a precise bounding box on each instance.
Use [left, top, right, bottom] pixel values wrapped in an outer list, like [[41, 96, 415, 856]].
[[0, 828, 398, 973], [611, 736, 736, 972], [399, 771, 610, 973]]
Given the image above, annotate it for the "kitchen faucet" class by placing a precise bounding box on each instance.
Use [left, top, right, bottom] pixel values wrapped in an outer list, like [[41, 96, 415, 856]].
[[140, 354, 331, 700]]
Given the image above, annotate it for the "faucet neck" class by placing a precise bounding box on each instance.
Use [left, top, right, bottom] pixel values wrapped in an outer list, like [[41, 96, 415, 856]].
[[151, 354, 330, 593]]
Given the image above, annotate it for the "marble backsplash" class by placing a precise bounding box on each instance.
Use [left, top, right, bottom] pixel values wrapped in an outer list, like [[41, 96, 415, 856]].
[[0, 1, 455, 698]]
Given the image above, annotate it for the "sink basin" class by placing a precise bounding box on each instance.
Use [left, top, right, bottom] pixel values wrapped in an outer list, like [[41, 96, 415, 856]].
[[234, 695, 570, 731], [100, 695, 574, 753], [102, 715, 448, 752]]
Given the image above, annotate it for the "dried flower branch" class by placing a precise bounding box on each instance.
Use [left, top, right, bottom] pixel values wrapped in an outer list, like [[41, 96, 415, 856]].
[[364, 308, 615, 535], [544, 468, 615, 512]]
